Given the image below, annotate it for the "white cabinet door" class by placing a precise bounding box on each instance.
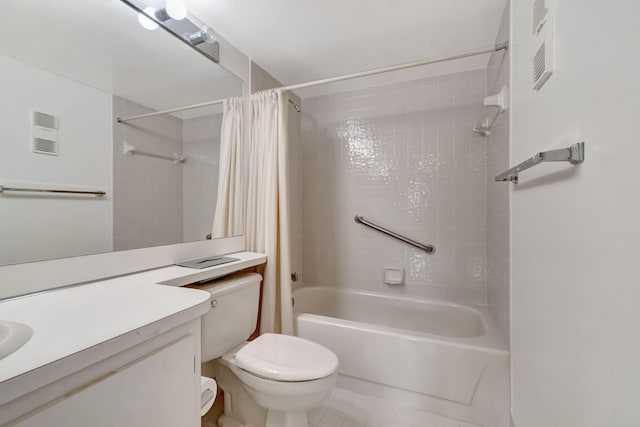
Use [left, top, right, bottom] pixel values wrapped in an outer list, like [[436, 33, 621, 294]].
[[16, 335, 197, 427]]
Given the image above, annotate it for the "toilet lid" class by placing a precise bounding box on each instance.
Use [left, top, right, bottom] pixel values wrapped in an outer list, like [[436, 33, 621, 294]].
[[234, 334, 339, 382]]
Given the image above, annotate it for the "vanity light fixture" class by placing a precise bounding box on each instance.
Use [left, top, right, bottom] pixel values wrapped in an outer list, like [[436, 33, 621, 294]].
[[138, 7, 159, 30], [184, 27, 216, 46], [137, 0, 187, 31], [165, 0, 187, 20], [123, 0, 220, 63]]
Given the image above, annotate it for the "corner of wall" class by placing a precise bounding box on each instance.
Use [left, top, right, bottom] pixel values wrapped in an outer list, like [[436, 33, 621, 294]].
[[485, 1, 511, 346]]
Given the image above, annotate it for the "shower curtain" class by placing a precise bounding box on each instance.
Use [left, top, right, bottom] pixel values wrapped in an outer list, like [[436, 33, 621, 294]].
[[246, 88, 293, 335], [211, 97, 244, 238]]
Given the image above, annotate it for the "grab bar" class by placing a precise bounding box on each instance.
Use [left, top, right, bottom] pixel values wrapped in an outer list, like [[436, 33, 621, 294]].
[[0, 185, 106, 197], [354, 215, 435, 254], [123, 142, 185, 164], [495, 142, 585, 183]]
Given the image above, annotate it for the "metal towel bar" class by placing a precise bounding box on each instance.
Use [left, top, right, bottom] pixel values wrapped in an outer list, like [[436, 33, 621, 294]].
[[0, 185, 106, 196], [354, 215, 435, 254], [495, 142, 585, 183]]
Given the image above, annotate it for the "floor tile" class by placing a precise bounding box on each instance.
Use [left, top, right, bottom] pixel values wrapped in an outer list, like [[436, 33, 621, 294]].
[[345, 403, 368, 423], [392, 404, 417, 422], [308, 404, 327, 425], [341, 416, 366, 427], [412, 408, 439, 427], [365, 413, 414, 427], [436, 415, 461, 427], [319, 408, 345, 427]]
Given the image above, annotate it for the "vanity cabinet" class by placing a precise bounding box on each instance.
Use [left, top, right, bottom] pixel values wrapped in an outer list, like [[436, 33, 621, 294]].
[[0, 284, 210, 427], [14, 336, 197, 427]]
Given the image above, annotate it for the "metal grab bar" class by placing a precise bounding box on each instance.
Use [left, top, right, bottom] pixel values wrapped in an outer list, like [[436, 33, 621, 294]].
[[354, 215, 436, 254], [495, 142, 585, 183], [0, 185, 106, 197], [123, 142, 185, 164]]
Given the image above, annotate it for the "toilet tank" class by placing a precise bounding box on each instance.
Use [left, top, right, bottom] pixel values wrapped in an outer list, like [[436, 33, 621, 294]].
[[198, 272, 261, 362]]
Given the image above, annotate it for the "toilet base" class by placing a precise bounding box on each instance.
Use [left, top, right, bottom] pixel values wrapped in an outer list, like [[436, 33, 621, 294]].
[[215, 361, 267, 427], [266, 410, 308, 427]]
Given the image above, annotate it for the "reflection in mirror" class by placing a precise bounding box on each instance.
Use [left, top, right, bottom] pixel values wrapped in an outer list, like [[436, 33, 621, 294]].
[[0, 0, 243, 267]]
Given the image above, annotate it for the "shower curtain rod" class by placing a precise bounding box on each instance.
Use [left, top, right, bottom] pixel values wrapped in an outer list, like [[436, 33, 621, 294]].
[[116, 42, 508, 123], [116, 99, 225, 123], [284, 42, 507, 91]]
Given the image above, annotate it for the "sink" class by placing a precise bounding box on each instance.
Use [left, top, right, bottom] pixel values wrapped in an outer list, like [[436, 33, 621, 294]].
[[0, 320, 33, 359]]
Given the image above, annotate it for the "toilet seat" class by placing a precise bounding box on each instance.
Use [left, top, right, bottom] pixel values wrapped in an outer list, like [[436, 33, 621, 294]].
[[234, 333, 339, 382]]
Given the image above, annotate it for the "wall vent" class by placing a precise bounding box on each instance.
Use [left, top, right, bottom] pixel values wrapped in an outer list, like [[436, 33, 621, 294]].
[[31, 111, 59, 156], [532, 36, 553, 90], [32, 137, 58, 155], [533, 42, 546, 83], [32, 111, 58, 130], [530, 0, 554, 91]]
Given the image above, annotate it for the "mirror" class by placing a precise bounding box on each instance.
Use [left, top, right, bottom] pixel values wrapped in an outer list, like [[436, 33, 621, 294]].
[[0, 0, 243, 267]]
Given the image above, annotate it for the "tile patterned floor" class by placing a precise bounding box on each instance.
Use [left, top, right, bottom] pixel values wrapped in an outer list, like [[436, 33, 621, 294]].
[[308, 388, 480, 427]]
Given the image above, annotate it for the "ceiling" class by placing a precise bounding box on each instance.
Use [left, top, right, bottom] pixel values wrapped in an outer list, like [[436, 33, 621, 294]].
[[0, 0, 242, 117], [183, 0, 509, 97]]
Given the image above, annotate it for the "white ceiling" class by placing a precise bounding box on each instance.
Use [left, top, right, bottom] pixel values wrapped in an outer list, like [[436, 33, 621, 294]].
[[0, 0, 242, 117], [183, 0, 508, 97]]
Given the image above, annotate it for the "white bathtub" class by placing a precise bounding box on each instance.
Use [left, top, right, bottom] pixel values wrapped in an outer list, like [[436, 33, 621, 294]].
[[293, 286, 509, 427]]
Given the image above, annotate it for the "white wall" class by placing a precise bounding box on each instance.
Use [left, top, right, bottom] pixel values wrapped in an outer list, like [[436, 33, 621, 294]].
[[0, 55, 112, 266], [510, 1, 640, 425]]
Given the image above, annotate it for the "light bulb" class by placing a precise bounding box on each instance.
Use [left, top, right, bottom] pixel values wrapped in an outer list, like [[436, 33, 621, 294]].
[[138, 7, 159, 30], [166, 0, 187, 20]]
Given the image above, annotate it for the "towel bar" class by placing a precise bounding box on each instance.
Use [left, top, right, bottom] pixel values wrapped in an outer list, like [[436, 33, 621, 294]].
[[495, 142, 584, 183]]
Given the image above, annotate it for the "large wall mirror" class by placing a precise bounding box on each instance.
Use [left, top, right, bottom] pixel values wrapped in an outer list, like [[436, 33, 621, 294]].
[[0, 0, 244, 267]]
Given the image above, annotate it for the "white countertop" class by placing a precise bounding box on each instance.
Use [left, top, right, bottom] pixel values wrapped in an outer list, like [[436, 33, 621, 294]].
[[0, 251, 266, 402]]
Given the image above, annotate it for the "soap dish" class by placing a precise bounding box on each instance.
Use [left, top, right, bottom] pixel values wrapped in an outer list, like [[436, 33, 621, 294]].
[[383, 267, 404, 285]]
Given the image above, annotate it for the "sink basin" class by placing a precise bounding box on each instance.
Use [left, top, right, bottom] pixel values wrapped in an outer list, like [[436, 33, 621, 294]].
[[0, 320, 33, 359]]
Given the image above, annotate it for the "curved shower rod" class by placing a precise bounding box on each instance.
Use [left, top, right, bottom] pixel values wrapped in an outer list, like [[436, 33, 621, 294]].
[[116, 42, 508, 123]]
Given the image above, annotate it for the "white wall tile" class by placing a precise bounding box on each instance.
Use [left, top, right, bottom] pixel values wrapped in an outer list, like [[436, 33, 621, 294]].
[[485, 4, 511, 345], [301, 69, 487, 304], [112, 96, 183, 251], [182, 113, 222, 242]]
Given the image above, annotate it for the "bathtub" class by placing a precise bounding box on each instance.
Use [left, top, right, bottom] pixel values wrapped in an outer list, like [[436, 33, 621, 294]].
[[293, 286, 509, 426]]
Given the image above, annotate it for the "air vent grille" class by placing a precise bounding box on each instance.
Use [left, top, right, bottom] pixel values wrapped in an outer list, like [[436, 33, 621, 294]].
[[531, 36, 553, 91], [533, 42, 546, 83], [33, 137, 58, 155], [530, 0, 554, 91], [33, 111, 58, 130]]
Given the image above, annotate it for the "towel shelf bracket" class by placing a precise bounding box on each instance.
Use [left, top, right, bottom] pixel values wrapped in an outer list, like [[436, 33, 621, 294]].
[[495, 142, 585, 183]]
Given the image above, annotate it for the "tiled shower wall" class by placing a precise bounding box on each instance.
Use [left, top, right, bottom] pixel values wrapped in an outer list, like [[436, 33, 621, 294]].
[[113, 96, 184, 251], [300, 70, 488, 304], [113, 98, 224, 251], [182, 113, 222, 242], [486, 5, 511, 343]]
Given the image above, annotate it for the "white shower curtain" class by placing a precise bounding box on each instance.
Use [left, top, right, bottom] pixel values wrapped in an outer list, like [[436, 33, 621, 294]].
[[246, 88, 293, 335], [211, 97, 244, 238]]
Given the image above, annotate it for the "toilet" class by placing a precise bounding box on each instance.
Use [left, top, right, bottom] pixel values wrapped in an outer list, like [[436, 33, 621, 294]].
[[199, 272, 339, 427]]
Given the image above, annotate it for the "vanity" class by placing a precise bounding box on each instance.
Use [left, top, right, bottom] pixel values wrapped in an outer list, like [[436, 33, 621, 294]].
[[0, 252, 266, 426]]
